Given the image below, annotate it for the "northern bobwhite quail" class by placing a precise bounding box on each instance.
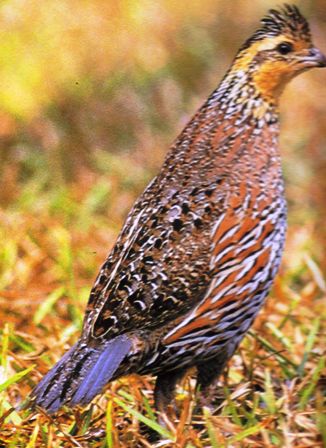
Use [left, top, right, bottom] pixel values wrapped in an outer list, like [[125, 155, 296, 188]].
[[30, 4, 325, 414]]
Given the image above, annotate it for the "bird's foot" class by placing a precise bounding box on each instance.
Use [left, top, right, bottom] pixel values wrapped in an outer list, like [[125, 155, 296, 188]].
[[194, 384, 225, 415]]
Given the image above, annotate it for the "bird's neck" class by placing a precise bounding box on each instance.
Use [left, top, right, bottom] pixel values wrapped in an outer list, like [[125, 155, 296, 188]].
[[163, 65, 282, 183], [206, 65, 280, 127]]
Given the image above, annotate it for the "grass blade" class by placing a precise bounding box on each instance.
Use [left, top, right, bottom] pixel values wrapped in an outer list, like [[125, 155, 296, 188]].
[[33, 286, 65, 325], [261, 370, 276, 414], [0, 365, 35, 394], [106, 400, 113, 448], [114, 397, 174, 440], [25, 420, 40, 448], [203, 407, 221, 448], [229, 422, 266, 443], [1, 323, 10, 370], [299, 356, 325, 410], [297, 317, 320, 376]]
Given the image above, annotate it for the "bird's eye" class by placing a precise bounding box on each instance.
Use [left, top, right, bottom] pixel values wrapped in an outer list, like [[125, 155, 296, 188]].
[[276, 42, 294, 55]]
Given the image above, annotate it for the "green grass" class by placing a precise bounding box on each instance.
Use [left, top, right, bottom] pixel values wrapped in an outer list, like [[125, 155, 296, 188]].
[[0, 0, 325, 445], [0, 159, 325, 447]]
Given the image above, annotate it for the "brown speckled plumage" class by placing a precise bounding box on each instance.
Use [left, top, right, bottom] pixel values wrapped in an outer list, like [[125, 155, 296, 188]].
[[30, 5, 325, 414]]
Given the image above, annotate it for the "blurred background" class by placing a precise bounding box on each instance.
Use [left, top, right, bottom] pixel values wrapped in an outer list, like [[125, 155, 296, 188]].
[[0, 0, 325, 326]]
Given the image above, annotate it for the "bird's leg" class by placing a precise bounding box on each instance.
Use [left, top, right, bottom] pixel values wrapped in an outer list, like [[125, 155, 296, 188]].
[[196, 355, 229, 411], [139, 371, 186, 443], [154, 369, 187, 415]]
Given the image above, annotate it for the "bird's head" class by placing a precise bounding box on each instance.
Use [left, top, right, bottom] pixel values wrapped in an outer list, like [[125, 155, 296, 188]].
[[231, 4, 326, 102]]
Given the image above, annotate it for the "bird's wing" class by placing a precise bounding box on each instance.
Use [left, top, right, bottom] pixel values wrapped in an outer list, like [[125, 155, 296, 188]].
[[163, 189, 286, 348], [82, 174, 226, 341]]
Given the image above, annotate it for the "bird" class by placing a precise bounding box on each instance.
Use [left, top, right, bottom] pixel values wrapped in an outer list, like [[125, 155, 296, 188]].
[[30, 4, 325, 415]]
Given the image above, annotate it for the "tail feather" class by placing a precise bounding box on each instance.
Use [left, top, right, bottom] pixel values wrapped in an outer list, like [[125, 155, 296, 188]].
[[70, 336, 132, 406], [30, 335, 132, 413]]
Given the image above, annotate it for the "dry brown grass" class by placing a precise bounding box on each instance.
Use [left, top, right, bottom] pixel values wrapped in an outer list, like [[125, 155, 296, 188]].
[[0, 1, 325, 446], [0, 167, 325, 447]]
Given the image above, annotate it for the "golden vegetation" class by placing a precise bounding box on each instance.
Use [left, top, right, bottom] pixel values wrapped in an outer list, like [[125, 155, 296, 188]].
[[0, 0, 325, 446]]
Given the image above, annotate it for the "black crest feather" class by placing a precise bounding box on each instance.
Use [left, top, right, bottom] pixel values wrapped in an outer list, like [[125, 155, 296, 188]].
[[242, 4, 311, 51]]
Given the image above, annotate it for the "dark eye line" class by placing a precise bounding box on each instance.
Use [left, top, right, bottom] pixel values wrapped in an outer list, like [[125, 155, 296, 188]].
[[276, 41, 294, 55]]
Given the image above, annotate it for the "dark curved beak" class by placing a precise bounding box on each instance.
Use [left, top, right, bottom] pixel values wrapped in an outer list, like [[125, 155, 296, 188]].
[[298, 47, 326, 68]]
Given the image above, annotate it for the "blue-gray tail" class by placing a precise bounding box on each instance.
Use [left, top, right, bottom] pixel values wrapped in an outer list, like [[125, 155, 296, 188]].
[[30, 335, 132, 413]]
